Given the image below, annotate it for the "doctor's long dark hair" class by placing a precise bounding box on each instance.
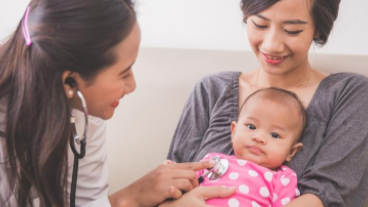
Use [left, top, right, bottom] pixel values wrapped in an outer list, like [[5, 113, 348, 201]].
[[0, 0, 135, 206]]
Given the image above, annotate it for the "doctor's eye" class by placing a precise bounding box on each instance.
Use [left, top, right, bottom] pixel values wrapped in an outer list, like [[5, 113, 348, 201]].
[[270, 132, 280, 139], [246, 124, 256, 130], [122, 74, 131, 79]]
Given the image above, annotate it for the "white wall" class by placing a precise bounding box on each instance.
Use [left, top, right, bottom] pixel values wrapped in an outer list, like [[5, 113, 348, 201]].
[[1, 0, 367, 55], [136, 0, 368, 55], [0, 1, 30, 42]]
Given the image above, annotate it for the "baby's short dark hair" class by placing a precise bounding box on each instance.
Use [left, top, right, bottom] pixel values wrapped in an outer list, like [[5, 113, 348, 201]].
[[239, 87, 307, 138]]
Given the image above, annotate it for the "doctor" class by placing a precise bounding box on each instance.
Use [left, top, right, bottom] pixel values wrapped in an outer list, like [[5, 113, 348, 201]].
[[0, 0, 235, 206]]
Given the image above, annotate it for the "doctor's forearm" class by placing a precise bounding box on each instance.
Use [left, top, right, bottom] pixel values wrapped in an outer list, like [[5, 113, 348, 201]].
[[285, 193, 324, 207], [108, 187, 139, 207]]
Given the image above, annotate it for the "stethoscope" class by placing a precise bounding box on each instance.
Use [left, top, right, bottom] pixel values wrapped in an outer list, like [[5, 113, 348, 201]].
[[197, 157, 229, 184], [66, 82, 228, 206], [69, 89, 89, 207], [158, 157, 229, 206]]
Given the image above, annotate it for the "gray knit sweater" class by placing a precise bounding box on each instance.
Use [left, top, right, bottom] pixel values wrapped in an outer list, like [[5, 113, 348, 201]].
[[167, 72, 368, 207]]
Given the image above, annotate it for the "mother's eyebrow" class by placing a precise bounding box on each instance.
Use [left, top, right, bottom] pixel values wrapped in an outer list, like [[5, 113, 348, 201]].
[[255, 14, 308, 25]]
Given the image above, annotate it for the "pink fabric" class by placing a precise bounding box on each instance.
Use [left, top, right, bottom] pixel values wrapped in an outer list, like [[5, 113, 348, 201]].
[[197, 153, 299, 207]]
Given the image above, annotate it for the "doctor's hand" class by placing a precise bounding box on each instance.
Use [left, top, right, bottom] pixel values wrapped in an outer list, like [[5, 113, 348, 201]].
[[108, 160, 217, 207], [158, 186, 236, 207]]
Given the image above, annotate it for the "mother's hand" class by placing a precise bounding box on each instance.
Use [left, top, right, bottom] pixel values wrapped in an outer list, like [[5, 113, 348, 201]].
[[158, 186, 236, 207], [109, 160, 216, 207]]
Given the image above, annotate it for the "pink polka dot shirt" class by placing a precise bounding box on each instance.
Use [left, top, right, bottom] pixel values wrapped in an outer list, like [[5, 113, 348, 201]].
[[197, 153, 300, 207]]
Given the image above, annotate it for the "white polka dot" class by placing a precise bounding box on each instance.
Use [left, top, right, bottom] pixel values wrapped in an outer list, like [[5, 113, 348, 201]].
[[273, 193, 278, 202], [252, 201, 261, 207], [204, 154, 209, 158], [291, 173, 297, 176], [248, 170, 258, 177], [259, 187, 270, 197], [281, 178, 290, 186], [220, 159, 229, 167], [282, 167, 288, 171], [281, 197, 291, 205], [228, 198, 240, 207], [264, 171, 273, 182], [229, 172, 239, 180], [239, 185, 249, 194], [296, 188, 300, 196], [237, 159, 247, 166]]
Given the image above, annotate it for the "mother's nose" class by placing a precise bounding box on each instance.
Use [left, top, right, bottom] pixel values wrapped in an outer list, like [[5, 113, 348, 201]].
[[261, 28, 285, 54]]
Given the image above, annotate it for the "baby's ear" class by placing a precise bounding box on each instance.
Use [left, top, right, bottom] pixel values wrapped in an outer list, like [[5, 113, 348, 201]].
[[230, 121, 237, 140], [286, 142, 303, 163]]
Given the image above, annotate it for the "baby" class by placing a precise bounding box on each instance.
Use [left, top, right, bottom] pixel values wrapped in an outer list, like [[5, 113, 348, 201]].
[[165, 87, 306, 207]]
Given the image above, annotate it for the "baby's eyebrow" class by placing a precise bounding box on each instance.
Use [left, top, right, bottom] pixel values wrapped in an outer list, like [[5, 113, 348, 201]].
[[270, 124, 286, 132], [244, 116, 259, 122]]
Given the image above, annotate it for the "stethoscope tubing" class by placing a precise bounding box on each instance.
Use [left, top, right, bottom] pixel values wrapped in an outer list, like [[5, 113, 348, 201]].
[[69, 89, 88, 207]]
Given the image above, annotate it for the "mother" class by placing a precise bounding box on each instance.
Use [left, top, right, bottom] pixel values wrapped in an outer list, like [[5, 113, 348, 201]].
[[167, 0, 368, 206]]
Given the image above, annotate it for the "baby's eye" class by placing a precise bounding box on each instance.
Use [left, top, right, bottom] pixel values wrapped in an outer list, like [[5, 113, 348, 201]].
[[246, 124, 256, 130], [270, 133, 280, 139]]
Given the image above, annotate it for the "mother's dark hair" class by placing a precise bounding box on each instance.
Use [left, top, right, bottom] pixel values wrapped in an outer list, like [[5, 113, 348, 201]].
[[0, 0, 135, 206], [241, 0, 341, 46]]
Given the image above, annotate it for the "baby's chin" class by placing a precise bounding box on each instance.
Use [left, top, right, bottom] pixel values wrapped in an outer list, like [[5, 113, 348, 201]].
[[237, 154, 284, 170]]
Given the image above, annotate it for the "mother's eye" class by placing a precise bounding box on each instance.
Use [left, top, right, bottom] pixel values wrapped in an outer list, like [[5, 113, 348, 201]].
[[252, 20, 267, 29], [285, 30, 303, 35]]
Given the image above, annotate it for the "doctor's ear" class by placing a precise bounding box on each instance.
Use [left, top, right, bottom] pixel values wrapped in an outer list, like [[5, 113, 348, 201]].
[[62, 71, 78, 98], [65, 77, 76, 88]]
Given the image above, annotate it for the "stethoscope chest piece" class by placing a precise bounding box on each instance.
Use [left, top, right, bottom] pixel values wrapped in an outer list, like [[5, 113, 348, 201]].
[[207, 157, 229, 180], [198, 156, 229, 184]]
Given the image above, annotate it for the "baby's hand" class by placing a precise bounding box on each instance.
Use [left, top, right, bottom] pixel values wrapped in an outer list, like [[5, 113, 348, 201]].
[[163, 160, 177, 165]]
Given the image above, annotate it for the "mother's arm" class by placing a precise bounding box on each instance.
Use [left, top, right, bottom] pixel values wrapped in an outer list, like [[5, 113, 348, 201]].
[[285, 194, 323, 207], [167, 78, 211, 163], [293, 74, 368, 206]]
